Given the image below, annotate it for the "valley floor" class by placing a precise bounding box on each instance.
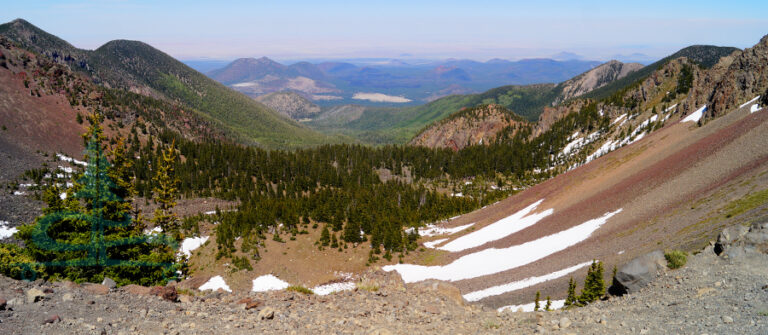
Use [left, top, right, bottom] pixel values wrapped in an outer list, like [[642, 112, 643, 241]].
[[1, 233, 767, 335]]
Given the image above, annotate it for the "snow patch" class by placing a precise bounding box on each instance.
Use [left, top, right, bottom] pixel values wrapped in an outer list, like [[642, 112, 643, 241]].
[[740, 96, 760, 109], [611, 114, 627, 125], [438, 200, 552, 252], [498, 299, 566, 313], [463, 261, 592, 302], [423, 238, 449, 249], [418, 223, 475, 237], [0, 221, 18, 239], [385, 209, 622, 283], [312, 282, 356, 295], [750, 104, 762, 113], [252, 274, 291, 292], [57, 153, 87, 166], [180, 236, 209, 257], [13, 191, 26, 196], [199, 275, 231, 292], [682, 105, 706, 123]]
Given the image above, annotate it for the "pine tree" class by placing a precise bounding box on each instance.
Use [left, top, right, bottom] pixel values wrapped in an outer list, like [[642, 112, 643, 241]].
[[319, 226, 330, 247], [152, 142, 181, 240], [564, 277, 577, 307], [534, 291, 541, 311], [579, 260, 605, 305], [15, 115, 177, 285], [545, 296, 552, 311]]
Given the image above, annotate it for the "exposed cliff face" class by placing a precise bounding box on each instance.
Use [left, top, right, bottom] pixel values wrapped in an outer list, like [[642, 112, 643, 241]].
[[255, 91, 321, 120], [410, 104, 527, 150], [556, 61, 643, 103], [681, 35, 768, 119]]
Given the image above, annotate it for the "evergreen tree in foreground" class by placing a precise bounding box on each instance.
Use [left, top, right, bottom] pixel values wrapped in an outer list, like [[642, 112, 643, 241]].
[[13, 114, 178, 285], [152, 142, 181, 240], [564, 277, 577, 307], [578, 260, 605, 305]]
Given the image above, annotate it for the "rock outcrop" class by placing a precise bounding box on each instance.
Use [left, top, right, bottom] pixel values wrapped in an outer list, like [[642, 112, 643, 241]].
[[556, 60, 643, 103], [410, 104, 528, 150], [255, 91, 322, 120]]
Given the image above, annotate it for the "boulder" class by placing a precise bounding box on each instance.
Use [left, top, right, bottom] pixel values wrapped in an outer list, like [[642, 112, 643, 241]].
[[611, 250, 666, 295], [177, 276, 211, 291], [121, 284, 151, 295], [101, 277, 117, 289], [258, 306, 275, 320], [357, 267, 405, 293], [26, 288, 45, 304], [409, 280, 466, 306], [715, 225, 749, 255], [43, 314, 61, 324], [149, 286, 178, 302], [82, 284, 110, 295]]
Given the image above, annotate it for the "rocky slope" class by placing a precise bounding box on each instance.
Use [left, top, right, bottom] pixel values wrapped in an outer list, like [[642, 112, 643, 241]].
[[1, 222, 766, 334], [555, 60, 643, 104], [255, 92, 322, 120], [410, 104, 528, 150]]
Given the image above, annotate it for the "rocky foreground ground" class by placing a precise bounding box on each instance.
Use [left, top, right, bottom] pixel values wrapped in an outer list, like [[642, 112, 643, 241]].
[[1, 221, 767, 335]]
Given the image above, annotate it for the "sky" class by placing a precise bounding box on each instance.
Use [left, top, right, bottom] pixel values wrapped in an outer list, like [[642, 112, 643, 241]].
[[1, 0, 767, 62]]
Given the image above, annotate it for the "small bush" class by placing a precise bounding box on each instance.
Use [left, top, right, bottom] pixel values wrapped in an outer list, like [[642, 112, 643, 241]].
[[665, 250, 688, 269], [356, 282, 380, 292], [0, 244, 41, 279], [286, 285, 314, 295]]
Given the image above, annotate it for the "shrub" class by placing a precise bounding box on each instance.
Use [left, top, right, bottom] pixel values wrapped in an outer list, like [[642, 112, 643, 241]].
[[286, 285, 314, 295], [665, 250, 688, 269], [356, 282, 379, 292], [0, 244, 41, 279]]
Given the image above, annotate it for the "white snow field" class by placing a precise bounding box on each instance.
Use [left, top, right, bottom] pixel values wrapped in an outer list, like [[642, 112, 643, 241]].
[[740, 96, 761, 108], [312, 281, 356, 295], [437, 199, 552, 252], [180, 236, 209, 257], [423, 238, 449, 249], [199, 275, 232, 292], [462, 261, 593, 302], [251, 274, 291, 292], [0, 221, 18, 239], [682, 105, 706, 123], [417, 222, 475, 237], [751, 104, 762, 113], [384, 209, 622, 283], [498, 299, 566, 312]]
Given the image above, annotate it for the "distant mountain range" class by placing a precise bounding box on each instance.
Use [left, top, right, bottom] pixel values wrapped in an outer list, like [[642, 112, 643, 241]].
[[200, 56, 604, 105]]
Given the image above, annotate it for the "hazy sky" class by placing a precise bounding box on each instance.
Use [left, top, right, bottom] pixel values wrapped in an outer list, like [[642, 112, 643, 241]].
[[2, 0, 767, 61]]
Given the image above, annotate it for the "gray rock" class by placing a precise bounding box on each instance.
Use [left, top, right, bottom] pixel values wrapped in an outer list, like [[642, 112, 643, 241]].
[[559, 317, 571, 329], [724, 245, 747, 260], [26, 288, 45, 304], [101, 277, 117, 290], [722, 315, 734, 324], [715, 225, 749, 255], [258, 307, 275, 320], [612, 250, 666, 295], [62, 293, 74, 302]]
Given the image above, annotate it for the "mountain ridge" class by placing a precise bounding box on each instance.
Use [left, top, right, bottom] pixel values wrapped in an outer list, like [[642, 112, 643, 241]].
[[0, 19, 334, 149]]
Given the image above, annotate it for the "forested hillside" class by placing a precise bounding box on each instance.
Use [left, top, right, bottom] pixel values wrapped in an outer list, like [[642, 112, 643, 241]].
[[0, 19, 335, 149]]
